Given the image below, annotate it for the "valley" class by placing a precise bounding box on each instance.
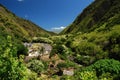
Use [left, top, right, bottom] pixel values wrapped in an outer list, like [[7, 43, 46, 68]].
[[0, 0, 120, 80]]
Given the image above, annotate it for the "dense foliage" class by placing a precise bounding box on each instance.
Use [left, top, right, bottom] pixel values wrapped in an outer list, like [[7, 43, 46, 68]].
[[61, 0, 120, 34], [79, 59, 120, 79], [0, 4, 55, 42], [27, 59, 48, 74], [1, 0, 120, 79], [0, 35, 28, 80]]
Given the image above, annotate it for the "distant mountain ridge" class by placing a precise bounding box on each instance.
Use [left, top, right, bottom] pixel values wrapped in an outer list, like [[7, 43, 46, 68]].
[[0, 4, 55, 41], [60, 0, 120, 34]]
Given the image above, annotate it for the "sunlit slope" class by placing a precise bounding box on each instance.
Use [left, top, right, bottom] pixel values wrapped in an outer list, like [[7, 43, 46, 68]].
[[60, 0, 120, 34], [0, 4, 55, 41]]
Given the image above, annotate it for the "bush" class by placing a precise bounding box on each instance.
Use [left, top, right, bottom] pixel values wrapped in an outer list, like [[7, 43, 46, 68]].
[[60, 75, 75, 80], [74, 59, 120, 80], [76, 41, 103, 56], [75, 71, 97, 80], [107, 27, 120, 60], [74, 56, 96, 66], [32, 37, 53, 44], [99, 72, 113, 80], [84, 59, 120, 78], [57, 61, 77, 69], [27, 59, 46, 74], [52, 44, 66, 55], [0, 36, 28, 80], [56, 45, 65, 54], [16, 43, 28, 57], [109, 44, 120, 60], [73, 41, 107, 65]]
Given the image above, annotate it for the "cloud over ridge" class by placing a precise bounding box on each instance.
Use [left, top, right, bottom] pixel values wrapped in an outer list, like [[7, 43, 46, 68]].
[[51, 26, 66, 30], [51, 26, 66, 33]]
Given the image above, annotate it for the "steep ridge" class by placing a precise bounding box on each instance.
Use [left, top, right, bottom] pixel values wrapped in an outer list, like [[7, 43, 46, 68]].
[[57, 0, 120, 65], [60, 0, 120, 34], [0, 4, 55, 41]]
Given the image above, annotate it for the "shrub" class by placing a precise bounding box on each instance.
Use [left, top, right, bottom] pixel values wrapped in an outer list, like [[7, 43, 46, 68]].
[[60, 75, 75, 80], [85, 59, 120, 77], [109, 44, 120, 60], [75, 71, 97, 80], [73, 41, 106, 65], [32, 37, 53, 44], [16, 43, 28, 56], [49, 48, 57, 58], [99, 72, 113, 80], [0, 36, 28, 80], [27, 59, 46, 74], [75, 41, 103, 56], [52, 44, 65, 55], [57, 61, 77, 69], [74, 56, 96, 66]]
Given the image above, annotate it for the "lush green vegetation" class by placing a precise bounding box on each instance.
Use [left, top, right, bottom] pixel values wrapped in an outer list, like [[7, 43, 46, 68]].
[[1, 0, 120, 79], [60, 0, 120, 34], [27, 59, 48, 75], [0, 4, 56, 42], [48, 26, 120, 79], [32, 37, 53, 44], [75, 59, 120, 80], [0, 35, 28, 80]]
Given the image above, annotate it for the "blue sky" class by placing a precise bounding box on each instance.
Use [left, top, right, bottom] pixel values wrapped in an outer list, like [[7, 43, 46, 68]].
[[0, 0, 94, 32]]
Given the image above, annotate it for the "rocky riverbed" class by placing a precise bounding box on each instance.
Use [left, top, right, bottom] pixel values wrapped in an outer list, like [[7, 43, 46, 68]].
[[24, 43, 52, 62]]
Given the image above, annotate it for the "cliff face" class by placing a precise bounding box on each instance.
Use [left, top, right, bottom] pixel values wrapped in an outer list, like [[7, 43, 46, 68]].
[[0, 4, 55, 41], [60, 0, 120, 34]]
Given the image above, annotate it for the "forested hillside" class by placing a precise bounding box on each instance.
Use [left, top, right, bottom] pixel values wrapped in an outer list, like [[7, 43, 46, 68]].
[[56, 0, 120, 79], [61, 0, 120, 34], [0, 4, 55, 41]]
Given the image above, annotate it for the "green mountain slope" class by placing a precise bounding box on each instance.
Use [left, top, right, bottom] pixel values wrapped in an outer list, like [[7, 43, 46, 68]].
[[1, 1, 120, 79], [59, 0, 120, 64], [60, 0, 120, 34], [0, 4, 55, 41]]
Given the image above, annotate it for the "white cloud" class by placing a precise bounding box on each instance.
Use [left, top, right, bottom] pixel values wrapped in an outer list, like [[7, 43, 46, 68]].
[[51, 26, 66, 30], [51, 26, 66, 33], [17, 0, 24, 2]]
